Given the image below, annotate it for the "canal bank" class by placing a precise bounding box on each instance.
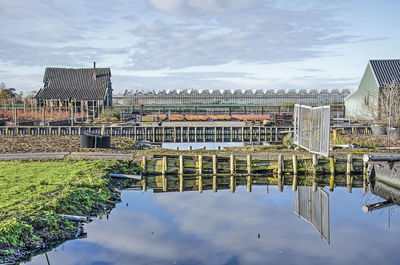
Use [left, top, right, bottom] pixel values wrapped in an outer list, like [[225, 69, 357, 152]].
[[0, 160, 140, 264]]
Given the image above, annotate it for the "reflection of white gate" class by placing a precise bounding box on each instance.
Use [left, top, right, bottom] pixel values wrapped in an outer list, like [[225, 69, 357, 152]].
[[293, 186, 330, 244], [293, 104, 330, 157]]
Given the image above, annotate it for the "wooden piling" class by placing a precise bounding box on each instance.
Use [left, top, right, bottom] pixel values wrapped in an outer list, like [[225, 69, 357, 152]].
[[212, 155, 217, 192], [312, 154, 318, 174], [292, 154, 298, 175], [329, 156, 335, 176], [162, 156, 167, 192], [277, 154, 283, 176], [179, 155, 184, 192], [142, 156, 147, 173], [346, 154, 353, 175], [247, 154, 252, 192], [198, 155, 203, 193], [230, 154, 236, 193]]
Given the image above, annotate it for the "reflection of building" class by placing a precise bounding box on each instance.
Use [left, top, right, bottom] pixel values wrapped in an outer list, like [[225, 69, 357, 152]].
[[123, 89, 349, 114], [293, 186, 330, 243]]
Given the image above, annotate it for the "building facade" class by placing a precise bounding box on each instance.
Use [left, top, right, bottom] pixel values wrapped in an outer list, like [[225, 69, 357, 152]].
[[35, 63, 112, 114], [345, 60, 400, 120], [122, 88, 350, 114]]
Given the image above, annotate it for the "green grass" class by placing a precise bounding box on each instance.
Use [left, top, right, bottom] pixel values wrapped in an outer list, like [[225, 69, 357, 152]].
[[0, 159, 139, 250]]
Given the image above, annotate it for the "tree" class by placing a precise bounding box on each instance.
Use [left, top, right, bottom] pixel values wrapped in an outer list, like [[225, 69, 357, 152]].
[[368, 81, 400, 127], [0, 82, 18, 99]]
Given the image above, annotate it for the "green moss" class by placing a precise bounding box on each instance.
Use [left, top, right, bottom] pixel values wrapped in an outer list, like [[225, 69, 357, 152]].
[[0, 159, 139, 250]]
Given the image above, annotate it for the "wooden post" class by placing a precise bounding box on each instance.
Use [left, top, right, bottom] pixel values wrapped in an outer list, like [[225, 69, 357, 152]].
[[292, 154, 298, 175], [179, 155, 184, 192], [329, 156, 335, 176], [312, 154, 318, 175], [292, 154, 298, 191], [212, 155, 217, 192], [230, 154, 236, 193], [198, 155, 203, 193], [162, 156, 167, 192], [277, 154, 283, 176], [346, 154, 353, 175], [141, 156, 147, 173], [362, 161, 368, 193], [13, 107, 17, 126], [346, 154, 353, 193], [42, 108, 45, 125], [247, 154, 252, 192]]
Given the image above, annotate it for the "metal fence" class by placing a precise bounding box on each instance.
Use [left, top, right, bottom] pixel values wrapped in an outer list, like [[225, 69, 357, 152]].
[[293, 186, 330, 244], [293, 104, 330, 157]]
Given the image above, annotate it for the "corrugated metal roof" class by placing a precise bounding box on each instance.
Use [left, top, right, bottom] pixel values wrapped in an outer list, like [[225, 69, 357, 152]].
[[35, 67, 111, 100], [370, 60, 400, 87]]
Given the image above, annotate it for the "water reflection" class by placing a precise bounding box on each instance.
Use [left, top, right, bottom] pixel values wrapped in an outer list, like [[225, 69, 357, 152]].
[[24, 182, 400, 265], [294, 187, 330, 243]]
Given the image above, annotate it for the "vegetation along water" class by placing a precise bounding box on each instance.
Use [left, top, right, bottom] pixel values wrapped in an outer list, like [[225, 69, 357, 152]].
[[0, 160, 140, 264]]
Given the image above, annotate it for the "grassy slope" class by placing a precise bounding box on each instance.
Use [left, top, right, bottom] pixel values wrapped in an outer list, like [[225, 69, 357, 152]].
[[0, 160, 139, 254]]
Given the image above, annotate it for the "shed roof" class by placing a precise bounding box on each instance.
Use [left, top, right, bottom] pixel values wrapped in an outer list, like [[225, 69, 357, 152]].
[[35, 67, 111, 100], [370, 60, 400, 87]]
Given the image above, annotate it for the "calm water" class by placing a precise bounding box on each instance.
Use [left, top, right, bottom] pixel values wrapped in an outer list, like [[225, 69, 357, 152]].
[[24, 186, 400, 265]]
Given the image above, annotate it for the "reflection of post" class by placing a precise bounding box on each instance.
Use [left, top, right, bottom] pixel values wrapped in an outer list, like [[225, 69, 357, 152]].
[[362, 200, 394, 213], [363, 160, 368, 193], [277, 154, 283, 192], [212, 155, 217, 192], [162, 156, 167, 192], [179, 155, 184, 192], [230, 154, 236, 193], [142, 156, 147, 192], [292, 154, 298, 191], [247, 154, 252, 192], [198, 155, 203, 193], [45, 252, 51, 265], [329, 175, 335, 192], [346, 154, 353, 193]]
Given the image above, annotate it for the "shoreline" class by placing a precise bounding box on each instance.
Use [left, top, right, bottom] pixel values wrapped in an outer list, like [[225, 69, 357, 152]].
[[0, 160, 140, 264]]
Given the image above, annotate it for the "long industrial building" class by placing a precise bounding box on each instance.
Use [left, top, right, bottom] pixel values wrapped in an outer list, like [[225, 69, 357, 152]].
[[121, 88, 350, 114]]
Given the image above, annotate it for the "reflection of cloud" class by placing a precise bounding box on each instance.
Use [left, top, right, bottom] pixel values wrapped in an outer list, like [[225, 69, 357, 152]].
[[25, 188, 400, 265]]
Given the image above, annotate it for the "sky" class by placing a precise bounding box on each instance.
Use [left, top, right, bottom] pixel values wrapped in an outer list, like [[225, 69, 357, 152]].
[[0, 0, 399, 94]]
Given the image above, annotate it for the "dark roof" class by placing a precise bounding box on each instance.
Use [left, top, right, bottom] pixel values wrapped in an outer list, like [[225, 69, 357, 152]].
[[370, 60, 400, 87], [35, 67, 111, 100]]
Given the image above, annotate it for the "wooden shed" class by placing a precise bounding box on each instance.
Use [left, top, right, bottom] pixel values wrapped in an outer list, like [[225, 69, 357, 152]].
[[35, 63, 112, 117]]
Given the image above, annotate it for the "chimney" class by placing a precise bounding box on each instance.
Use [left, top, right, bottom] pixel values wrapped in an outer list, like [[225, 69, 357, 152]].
[[92, 61, 97, 79]]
